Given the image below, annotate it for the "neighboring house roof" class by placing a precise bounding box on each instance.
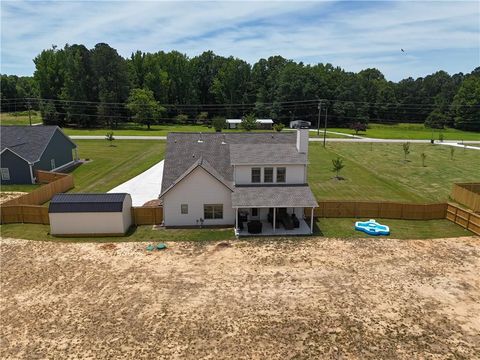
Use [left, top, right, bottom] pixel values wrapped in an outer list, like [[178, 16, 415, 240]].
[[226, 119, 242, 123], [160, 157, 234, 198], [231, 185, 318, 208], [49, 193, 129, 213], [230, 143, 307, 165], [161, 132, 296, 195], [0, 125, 76, 164]]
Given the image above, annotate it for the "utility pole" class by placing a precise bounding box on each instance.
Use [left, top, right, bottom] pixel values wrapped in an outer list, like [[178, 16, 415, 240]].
[[316, 100, 322, 136], [323, 106, 328, 148], [28, 100, 32, 126]]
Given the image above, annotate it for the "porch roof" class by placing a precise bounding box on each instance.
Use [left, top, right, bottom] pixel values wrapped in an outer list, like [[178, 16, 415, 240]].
[[231, 185, 318, 208]]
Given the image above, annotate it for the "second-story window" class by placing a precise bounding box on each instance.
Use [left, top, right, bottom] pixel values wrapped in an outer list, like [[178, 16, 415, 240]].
[[251, 167, 261, 183], [264, 167, 273, 183], [277, 167, 286, 183]]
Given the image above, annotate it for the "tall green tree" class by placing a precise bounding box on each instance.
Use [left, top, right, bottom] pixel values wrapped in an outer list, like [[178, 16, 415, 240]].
[[91, 43, 130, 128], [126, 88, 164, 129], [452, 71, 480, 131]]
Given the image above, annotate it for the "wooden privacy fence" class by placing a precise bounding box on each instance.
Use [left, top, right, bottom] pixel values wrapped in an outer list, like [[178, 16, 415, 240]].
[[1, 170, 74, 224], [0, 205, 49, 224], [2, 171, 74, 206], [451, 183, 480, 213], [132, 206, 163, 225], [311, 201, 447, 220], [446, 203, 480, 236]]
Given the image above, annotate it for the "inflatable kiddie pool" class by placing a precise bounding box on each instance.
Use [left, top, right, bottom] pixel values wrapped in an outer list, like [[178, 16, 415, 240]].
[[355, 219, 390, 236]]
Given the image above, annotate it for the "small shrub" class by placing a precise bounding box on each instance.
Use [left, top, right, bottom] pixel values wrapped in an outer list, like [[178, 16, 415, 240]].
[[402, 142, 410, 161], [421, 152, 426, 167], [105, 132, 115, 146], [175, 114, 189, 124], [273, 123, 285, 132], [212, 116, 226, 132], [331, 157, 345, 179], [450, 147, 455, 160], [241, 114, 257, 131], [438, 133, 444, 142], [350, 122, 367, 135]]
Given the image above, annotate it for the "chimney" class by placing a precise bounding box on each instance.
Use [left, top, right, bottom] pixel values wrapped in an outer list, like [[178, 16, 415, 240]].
[[296, 128, 309, 154]]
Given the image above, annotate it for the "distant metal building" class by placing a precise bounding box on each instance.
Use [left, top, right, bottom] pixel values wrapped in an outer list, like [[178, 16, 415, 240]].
[[289, 120, 311, 129], [48, 193, 132, 236], [226, 119, 274, 129]]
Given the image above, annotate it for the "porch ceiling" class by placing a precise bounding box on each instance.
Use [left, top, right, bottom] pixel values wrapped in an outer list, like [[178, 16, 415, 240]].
[[231, 185, 318, 208]]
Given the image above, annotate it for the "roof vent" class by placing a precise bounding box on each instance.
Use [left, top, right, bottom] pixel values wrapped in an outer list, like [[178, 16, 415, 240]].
[[221, 134, 227, 145], [197, 133, 204, 143], [192, 153, 195, 158]]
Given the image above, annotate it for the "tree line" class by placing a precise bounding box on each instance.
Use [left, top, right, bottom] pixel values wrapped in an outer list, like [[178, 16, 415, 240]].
[[1, 42, 479, 130]]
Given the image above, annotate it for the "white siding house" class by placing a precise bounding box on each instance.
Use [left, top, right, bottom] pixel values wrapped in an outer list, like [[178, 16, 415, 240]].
[[162, 166, 235, 227], [159, 130, 318, 235]]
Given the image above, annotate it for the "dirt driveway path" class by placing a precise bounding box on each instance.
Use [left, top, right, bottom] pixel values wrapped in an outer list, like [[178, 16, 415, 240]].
[[1, 236, 479, 359]]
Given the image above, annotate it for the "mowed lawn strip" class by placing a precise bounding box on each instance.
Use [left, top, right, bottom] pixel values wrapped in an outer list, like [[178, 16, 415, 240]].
[[316, 218, 472, 239], [70, 140, 165, 193], [328, 123, 480, 141], [0, 219, 470, 242], [0, 112, 42, 125], [309, 142, 480, 202]]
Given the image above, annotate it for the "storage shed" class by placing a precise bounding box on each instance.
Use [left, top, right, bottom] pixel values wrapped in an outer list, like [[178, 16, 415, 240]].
[[48, 193, 132, 236]]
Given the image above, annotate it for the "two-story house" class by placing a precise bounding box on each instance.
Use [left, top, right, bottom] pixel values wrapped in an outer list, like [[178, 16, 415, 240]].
[[159, 129, 318, 235]]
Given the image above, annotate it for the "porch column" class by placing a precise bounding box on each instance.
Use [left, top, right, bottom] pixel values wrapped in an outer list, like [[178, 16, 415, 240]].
[[310, 207, 314, 234], [273, 207, 276, 232], [235, 208, 238, 230]]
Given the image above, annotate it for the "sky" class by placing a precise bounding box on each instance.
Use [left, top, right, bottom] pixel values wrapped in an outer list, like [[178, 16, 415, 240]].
[[1, 0, 479, 81]]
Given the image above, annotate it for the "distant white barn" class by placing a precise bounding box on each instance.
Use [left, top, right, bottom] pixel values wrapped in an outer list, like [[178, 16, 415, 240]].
[[226, 118, 274, 129]]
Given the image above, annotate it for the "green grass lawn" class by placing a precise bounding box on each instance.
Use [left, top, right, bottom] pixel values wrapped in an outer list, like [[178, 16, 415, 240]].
[[308, 142, 480, 202], [316, 218, 472, 239], [0, 224, 235, 242], [0, 218, 469, 242], [0, 112, 42, 125], [0, 184, 40, 192], [329, 123, 480, 141], [69, 140, 165, 192]]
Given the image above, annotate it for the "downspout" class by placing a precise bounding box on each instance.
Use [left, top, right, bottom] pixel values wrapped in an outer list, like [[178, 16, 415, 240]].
[[29, 163, 35, 184]]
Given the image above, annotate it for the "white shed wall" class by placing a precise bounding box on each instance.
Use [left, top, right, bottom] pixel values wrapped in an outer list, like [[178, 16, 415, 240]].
[[163, 167, 235, 226], [234, 164, 306, 185], [50, 212, 127, 235]]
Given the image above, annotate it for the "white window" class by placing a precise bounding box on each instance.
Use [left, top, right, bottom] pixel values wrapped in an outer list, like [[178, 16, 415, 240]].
[[264, 167, 273, 183], [1, 168, 10, 181], [50, 159, 56, 170], [181, 204, 188, 214], [204, 204, 223, 219], [251, 168, 261, 183], [276, 167, 286, 183]]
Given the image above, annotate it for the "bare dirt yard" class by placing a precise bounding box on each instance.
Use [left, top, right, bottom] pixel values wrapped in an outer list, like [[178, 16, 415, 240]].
[[1, 236, 479, 359]]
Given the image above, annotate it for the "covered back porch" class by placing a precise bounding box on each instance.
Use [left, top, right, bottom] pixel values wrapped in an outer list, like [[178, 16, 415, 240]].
[[231, 185, 318, 236]]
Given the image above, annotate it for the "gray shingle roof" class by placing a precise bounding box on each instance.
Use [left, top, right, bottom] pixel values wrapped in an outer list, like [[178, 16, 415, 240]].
[[161, 132, 296, 194], [0, 125, 76, 163], [231, 185, 318, 208], [160, 157, 234, 197], [230, 143, 307, 165], [49, 193, 129, 213]]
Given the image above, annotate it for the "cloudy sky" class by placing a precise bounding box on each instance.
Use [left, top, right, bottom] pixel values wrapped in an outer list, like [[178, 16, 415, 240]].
[[1, 0, 479, 81]]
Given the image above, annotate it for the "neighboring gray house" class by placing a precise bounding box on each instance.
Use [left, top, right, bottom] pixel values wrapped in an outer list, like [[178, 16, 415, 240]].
[[159, 130, 318, 236], [0, 125, 78, 184]]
